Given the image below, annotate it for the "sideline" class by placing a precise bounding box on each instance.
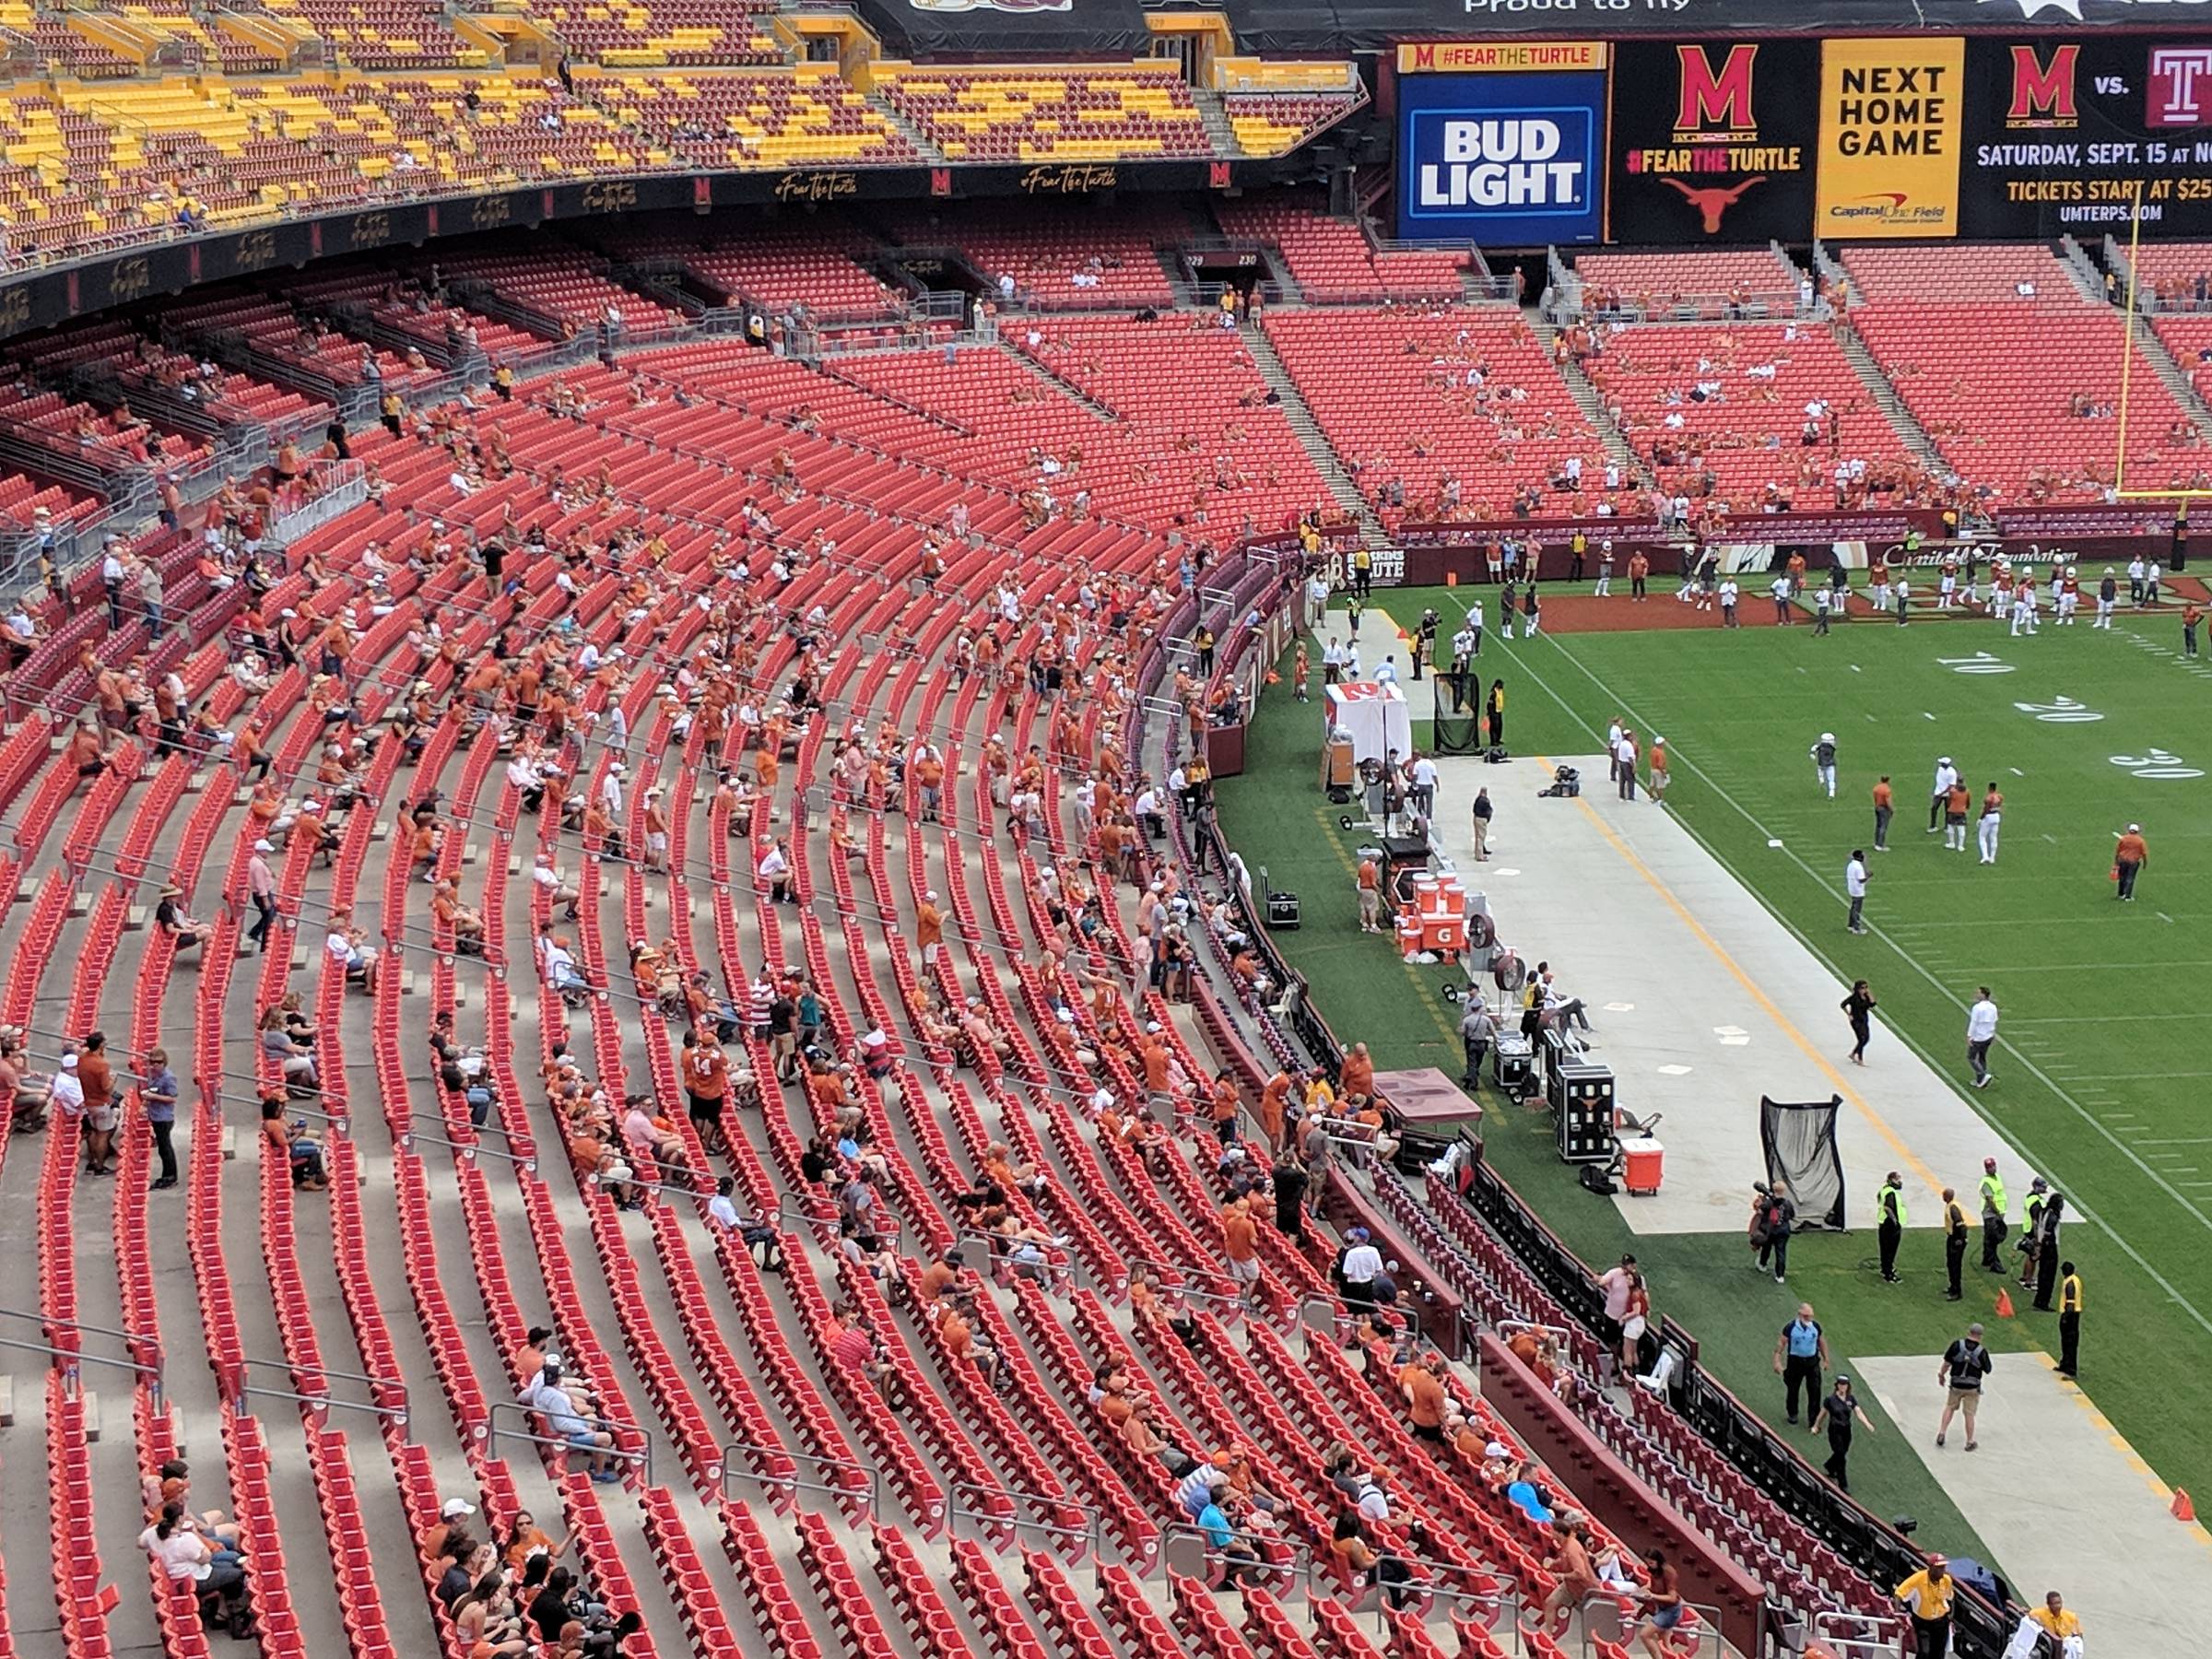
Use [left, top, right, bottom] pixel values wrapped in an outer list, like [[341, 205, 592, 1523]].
[[1853, 1350, 2212, 1659], [1508, 629, 2212, 1342], [1542, 758, 1947, 1199]]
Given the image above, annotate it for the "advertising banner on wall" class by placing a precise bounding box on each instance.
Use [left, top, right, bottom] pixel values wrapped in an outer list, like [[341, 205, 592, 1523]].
[[1397, 46, 1608, 246], [1608, 40, 1818, 244], [1959, 37, 2212, 238], [1815, 37, 1966, 239]]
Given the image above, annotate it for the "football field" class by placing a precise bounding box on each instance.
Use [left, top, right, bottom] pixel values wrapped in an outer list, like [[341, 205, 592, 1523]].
[[1218, 586, 2212, 1582]]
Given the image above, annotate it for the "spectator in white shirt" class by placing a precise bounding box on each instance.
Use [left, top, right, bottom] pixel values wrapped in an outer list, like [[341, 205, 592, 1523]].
[[325, 911, 381, 992], [532, 852, 580, 919], [757, 840, 792, 903], [1338, 1227, 1384, 1307]]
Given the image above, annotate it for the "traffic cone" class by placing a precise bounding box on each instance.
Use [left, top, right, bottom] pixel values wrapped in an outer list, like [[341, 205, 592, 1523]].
[[1994, 1288, 2016, 1318], [2174, 1488, 2196, 1524]]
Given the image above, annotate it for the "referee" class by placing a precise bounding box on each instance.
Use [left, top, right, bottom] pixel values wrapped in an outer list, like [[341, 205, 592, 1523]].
[[1941, 1187, 1970, 1301]]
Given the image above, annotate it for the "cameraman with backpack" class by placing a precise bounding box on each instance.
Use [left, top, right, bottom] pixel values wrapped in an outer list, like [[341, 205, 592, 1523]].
[[1749, 1180, 1796, 1284]]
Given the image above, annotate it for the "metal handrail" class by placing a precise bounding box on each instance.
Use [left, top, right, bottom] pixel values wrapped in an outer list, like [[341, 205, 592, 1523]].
[[1577, 1590, 1726, 1659], [1807, 1608, 1909, 1658], [0, 1333, 161, 1406], [395, 1125, 536, 1173], [721, 1441, 879, 1523], [949, 1479, 1102, 1560], [1351, 1551, 1520, 1631], [959, 1224, 1083, 1294], [482, 1398, 650, 1488], [0, 1304, 164, 1405], [1154, 1519, 1304, 1597], [229, 1356, 408, 1430]]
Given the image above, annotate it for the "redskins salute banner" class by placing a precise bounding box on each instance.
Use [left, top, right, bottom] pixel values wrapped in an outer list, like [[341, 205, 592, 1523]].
[[1816, 37, 1966, 239], [1959, 37, 2212, 238], [1608, 40, 1818, 244]]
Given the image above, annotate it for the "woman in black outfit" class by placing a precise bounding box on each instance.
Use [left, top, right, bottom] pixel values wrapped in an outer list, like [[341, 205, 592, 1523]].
[[1841, 979, 1877, 1065], [2031, 1193, 2067, 1310]]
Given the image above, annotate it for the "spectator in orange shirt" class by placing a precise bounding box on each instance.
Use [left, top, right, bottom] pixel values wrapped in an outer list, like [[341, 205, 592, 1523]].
[[1355, 856, 1382, 934], [915, 889, 944, 968], [1208, 1071, 1241, 1145], [1400, 1352, 1450, 1444], [1257, 1070, 1290, 1152], [916, 1248, 968, 1305], [1339, 1042, 1374, 1101], [1222, 1198, 1262, 1303]]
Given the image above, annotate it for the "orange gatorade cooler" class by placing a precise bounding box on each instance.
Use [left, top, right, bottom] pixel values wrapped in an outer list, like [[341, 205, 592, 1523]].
[[1620, 1137, 1665, 1195]]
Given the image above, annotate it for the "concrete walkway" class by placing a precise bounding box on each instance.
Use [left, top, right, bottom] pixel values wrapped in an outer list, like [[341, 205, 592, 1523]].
[[1852, 1351, 2212, 1659], [1425, 750, 2021, 1234], [1323, 601, 2019, 1234]]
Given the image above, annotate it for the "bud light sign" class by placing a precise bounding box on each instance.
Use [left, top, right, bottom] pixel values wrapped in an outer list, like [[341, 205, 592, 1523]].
[[1399, 69, 1606, 245]]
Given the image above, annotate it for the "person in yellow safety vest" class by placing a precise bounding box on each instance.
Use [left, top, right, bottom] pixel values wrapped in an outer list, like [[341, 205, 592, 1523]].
[[1350, 545, 1373, 600], [2056, 1265, 2083, 1379], [1876, 1173, 1904, 1285], [1977, 1158, 2009, 1272]]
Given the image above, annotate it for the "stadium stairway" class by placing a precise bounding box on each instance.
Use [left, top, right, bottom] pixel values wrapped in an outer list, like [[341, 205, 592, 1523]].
[[1237, 317, 1390, 552], [1535, 319, 1657, 495], [1190, 88, 1242, 160], [861, 90, 949, 168], [1830, 320, 1949, 476], [2120, 310, 2212, 442]]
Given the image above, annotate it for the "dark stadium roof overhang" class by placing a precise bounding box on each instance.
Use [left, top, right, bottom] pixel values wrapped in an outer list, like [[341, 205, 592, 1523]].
[[854, 0, 2192, 60]]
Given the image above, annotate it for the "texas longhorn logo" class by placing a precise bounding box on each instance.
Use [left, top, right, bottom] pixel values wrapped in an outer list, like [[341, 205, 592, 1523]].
[[1662, 176, 1768, 233]]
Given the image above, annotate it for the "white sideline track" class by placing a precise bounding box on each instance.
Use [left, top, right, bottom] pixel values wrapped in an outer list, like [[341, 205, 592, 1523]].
[[1851, 1352, 2212, 1659], [1426, 752, 2021, 1234]]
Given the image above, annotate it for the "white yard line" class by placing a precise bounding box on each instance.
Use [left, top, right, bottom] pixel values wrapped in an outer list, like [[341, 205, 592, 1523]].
[[1511, 633, 2212, 1339]]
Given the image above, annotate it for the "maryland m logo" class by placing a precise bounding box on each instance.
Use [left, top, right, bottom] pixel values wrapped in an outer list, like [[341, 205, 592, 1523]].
[[2007, 44, 2078, 127], [1676, 44, 1758, 135]]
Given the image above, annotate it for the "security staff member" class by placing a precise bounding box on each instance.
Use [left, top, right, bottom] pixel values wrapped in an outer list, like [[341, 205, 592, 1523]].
[[1977, 1158, 2009, 1272], [2057, 1262, 2083, 1379], [1941, 1187, 1970, 1301], [1876, 1172, 1905, 1284], [1772, 1304, 1828, 1426]]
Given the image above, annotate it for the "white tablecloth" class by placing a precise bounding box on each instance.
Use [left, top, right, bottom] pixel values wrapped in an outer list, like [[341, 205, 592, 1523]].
[[1325, 681, 1412, 767]]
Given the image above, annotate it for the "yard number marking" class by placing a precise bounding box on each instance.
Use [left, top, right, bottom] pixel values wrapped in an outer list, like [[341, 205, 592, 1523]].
[[2110, 749, 2206, 780], [1936, 652, 2016, 676], [2011, 696, 2102, 724]]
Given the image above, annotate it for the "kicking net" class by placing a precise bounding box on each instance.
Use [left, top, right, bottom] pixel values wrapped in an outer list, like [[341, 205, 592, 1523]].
[[1760, 1094, 1845, 1230], [1430, 676, 1482, 756]]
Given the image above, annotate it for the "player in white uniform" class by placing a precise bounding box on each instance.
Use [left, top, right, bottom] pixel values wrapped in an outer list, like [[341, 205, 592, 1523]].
[[1928, 757, 1959, 836], [2056, 565, 2079, 625], [1976, 782, 2003, 865], [2009, 571, 2039, 636], [1810, 732, 1838, 799], [1936, 558, 1958, 610]]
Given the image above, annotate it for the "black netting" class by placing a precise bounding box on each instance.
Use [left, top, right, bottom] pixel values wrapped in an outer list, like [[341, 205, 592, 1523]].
[[1760, 1095, 1845, 1230]]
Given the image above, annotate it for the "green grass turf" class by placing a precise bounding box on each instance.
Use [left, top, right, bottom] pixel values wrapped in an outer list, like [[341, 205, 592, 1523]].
[[1218, 588, 2212, 1578]]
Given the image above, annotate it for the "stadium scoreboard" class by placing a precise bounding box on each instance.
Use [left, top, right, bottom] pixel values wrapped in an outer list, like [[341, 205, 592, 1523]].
[[1394, 31, 2212, 242]]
